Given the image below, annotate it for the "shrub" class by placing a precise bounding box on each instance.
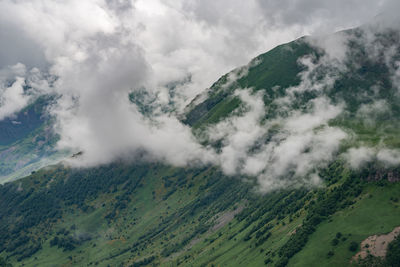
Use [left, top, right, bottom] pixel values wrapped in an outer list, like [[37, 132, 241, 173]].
[[349, 241, 358, 252], [386, 235, 400, 267], [331, 238, 339, 246]]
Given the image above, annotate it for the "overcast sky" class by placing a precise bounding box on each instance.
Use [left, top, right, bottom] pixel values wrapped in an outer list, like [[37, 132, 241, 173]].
[[0, 0, 399, 190], [0, 0, 392, 77]]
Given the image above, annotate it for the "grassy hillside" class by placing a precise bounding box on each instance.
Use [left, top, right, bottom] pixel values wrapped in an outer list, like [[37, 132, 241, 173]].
[[183, 38, 313, 129], [1, 27, 400, 267], [0, 160, 399, 267], [0, 163, 251, 266], [184, 29, 400, 150], [290, 183, 400, 267]]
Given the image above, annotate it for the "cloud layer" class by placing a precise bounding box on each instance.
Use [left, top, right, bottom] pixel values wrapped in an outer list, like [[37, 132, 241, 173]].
[[0, 0, 400, 190]]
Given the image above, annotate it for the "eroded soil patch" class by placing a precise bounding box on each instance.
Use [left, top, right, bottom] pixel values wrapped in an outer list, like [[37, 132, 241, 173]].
[[353, 226, 400, 261]]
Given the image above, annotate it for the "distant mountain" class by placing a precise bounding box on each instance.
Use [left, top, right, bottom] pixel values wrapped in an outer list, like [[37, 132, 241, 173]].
[[1, 26, 400, 267], [0, 96, 64, 183]]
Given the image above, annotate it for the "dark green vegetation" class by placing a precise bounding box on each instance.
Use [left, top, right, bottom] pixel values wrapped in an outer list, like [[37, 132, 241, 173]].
[[0, 161, 399, 266], [0, 163, 250, 265], [386, 235, 400, 267], [1, 27, 400, 266], [0, 256, 12, 267]]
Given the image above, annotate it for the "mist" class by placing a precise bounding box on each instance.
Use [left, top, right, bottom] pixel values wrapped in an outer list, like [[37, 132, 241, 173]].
[[0, 0, 400, 191]]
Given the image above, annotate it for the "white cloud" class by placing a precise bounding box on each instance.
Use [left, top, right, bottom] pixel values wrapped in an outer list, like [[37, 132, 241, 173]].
[[344, 147, 376, 169], [0, 63, 48, 120], [356, 100, 391, 126], [377, 149, 400, 166], [0, 0, 399, 190], [254, 101, 347, 191], [345, 147, 400, 169], [207, 89, 267, 175], [0, 77, 29, 120], [206, 86, 347, 191]]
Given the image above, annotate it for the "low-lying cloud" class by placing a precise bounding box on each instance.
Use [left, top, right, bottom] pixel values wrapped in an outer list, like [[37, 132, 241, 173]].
[[345, 147, 400, 169], [205, 68, 348, 191], [0, 0, 400, 191]]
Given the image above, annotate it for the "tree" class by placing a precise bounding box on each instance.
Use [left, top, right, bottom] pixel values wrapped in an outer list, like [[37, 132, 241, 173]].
[[349, 241, 358, 252], [386, 236, 400, 267]]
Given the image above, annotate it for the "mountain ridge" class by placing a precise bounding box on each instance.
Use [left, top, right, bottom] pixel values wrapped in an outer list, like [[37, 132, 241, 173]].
[[1, 25, 400, 266]]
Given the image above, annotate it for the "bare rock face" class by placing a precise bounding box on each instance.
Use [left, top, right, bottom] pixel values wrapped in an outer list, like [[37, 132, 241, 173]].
[[353, 226, 400, 261], [366, 169, 400, 183], [387, 171, 400, 183]]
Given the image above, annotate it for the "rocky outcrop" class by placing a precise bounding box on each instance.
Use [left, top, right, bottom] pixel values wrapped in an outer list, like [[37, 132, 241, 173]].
[[353, 226, 400, 261]]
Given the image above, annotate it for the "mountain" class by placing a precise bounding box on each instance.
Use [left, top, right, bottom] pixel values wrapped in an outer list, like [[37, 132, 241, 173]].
[[185, 28, 400, 144], [0, 96, 64, 183], [1, 26, 400, 267]]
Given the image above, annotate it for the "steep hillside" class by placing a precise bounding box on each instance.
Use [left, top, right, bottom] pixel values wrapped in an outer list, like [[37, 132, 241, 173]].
[[185, 29, 400, 146], [1, 26, 400, 267], [0, 161, 399, 266]]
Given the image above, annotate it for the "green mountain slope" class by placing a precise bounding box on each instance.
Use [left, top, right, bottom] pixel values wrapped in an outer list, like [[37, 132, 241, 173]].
[[185, 29, 400, 148], [0, 161, 399, 266], [183, 38, 313, 128], [1, 26, 400, 267]]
